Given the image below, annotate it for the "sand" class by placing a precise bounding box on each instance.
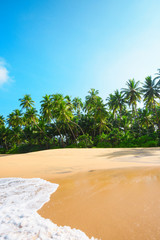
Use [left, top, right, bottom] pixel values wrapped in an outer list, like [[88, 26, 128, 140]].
[[1, 148, 160, 239]]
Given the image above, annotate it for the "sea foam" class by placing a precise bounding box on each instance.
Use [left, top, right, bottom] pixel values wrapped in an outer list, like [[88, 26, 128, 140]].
[[0, 178, 96, 240]]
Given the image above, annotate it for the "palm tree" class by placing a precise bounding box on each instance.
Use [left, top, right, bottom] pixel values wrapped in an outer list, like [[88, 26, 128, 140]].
[[65, 95, 73, 111], [106, 90, 125, 119], [84, 89, 100, 137], [142, 76, 160, 109], [153, 69, 160, 85], [19, 94, 35, 110], [142, 76, 160, 129], [23, 108, 39, 127], [0, 115, 5, 128], [0, 126, 10, 151], [7, 109, 23, 128], [7, 110, 24, 146], [137, 108, 153, 134], [72, 97, 83, 118], [40, 94, 53, 123], [94, 97, 108, 135], [122, 79, 141, 118], [114, 90, 126, 118], [52, 95, 77, 143], [0, 116, 7, 150], [24, 107, 47, 137], [85, 88, 99, 113], [40, 94, 64, 143], [106, 93, 117, 117]]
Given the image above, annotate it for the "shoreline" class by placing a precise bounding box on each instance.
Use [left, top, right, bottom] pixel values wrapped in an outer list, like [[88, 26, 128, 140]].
[[39, 166, 160, 240]]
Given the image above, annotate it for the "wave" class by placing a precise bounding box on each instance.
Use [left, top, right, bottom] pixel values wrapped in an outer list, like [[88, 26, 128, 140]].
[[0, 178, 97, 240]]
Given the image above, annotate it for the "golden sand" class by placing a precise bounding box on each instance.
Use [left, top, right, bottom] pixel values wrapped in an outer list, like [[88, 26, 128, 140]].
[[0, 148, 160, 239]]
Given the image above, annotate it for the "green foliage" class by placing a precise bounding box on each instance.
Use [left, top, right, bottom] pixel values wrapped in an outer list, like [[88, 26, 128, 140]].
[[136, 135, 158, 147], [107, 129, 124, 147], [77, 134, 93, 148], [66, 143, 77, 148], [94, 133, 112, 147], [1, 70, 160, 154], [0, 148, 5, 154], [6, 143, 60, 154], [96, 142, 112, 148], [142, 141, 158, 147]]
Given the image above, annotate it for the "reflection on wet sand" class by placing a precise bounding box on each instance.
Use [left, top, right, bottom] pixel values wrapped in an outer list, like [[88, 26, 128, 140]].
[[39, 167, 160, 240]]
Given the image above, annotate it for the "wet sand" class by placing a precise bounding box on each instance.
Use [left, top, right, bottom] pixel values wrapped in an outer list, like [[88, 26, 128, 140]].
[[1, 148, 160, 239], [39, 168, 160, 240]]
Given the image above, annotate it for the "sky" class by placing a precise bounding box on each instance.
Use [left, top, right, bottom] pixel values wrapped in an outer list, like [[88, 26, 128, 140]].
[[0, 0, 160, 117]]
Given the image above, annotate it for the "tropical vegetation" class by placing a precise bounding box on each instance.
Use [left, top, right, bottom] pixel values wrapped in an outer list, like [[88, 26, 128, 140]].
[[1, 70, 160, 153]]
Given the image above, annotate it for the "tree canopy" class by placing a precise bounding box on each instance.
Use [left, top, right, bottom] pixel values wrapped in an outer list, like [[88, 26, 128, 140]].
[[1, 70, 160, 153]]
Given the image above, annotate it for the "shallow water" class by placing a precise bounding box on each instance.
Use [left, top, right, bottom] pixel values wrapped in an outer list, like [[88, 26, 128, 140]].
[[39, 167, 160, 240], [0, 178, 96, 240]]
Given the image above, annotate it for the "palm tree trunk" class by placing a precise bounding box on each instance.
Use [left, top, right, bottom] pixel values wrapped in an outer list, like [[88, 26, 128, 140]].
[[55, 123, 64, 147], [69, 119, 89, 146], [32, 118, 51, 141], [5, 138, 8, 151], [69, 119, 85, 135], [67, 122, 77, 144], [131, 104, 134, 132], [119, 106, 123, 130], [135, 106, 141, 136], [50, 115, 64, 147]]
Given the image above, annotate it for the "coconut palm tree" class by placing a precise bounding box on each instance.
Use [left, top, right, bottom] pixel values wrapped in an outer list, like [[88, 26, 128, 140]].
[[84, 89, 101, 137], [52, 95, 77, 143], [0, 126, 10, 151], [153, 69, 160, 85], [122, 79, 141, 117], [142, 76, 160, 109], [7, 109, 23, 128], [137, 108, 153, 134], [142, 76, 160, 129], [7, 110, 24, 146], [0, 115, 5, 128], [93, 97, 108, 135], [72, 97, 83, 118], [106, 93, 117, 117], [24, 107, 47, 137], [23, 108, 39, 127], [40, 94, 61, 137], [114, 90, 126, 118], [40, 94, 53, 123], [106, 90, 125, 119], [85, 88, 99, 113], [65, 95, 73, 111], [19, 94, 35, 111]]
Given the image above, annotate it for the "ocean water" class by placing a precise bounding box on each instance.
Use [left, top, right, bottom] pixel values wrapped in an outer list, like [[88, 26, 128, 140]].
[[0, 178, 96, 240]]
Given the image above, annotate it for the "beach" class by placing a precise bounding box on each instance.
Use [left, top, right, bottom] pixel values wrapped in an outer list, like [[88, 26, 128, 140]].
[[0, 148, 160, 239]]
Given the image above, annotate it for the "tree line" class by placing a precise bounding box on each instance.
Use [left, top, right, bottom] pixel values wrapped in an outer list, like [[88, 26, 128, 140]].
[[0, 70, 160, 153]]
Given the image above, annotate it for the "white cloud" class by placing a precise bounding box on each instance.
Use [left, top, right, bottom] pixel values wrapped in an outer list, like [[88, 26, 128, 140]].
[[0, 59, 10, 87]]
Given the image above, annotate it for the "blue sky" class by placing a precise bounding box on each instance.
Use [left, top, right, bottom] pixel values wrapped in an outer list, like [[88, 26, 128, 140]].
[[0, 0, 160, 117]]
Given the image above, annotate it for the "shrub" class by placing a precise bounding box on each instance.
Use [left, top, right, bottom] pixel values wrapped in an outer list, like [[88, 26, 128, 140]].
[[142, 141, 158, 147], [0, 148, 5, 154], [77, 134, 93, 148], [66, 143, 77, 148], [7, 143, 60, 154], [96, 142, 112, 148], [95, 132, 113, 148]]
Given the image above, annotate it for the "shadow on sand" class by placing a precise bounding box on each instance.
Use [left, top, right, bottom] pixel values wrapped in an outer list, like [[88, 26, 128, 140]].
[[98, 148, 160, 159], [0, 154, 9, 157]]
